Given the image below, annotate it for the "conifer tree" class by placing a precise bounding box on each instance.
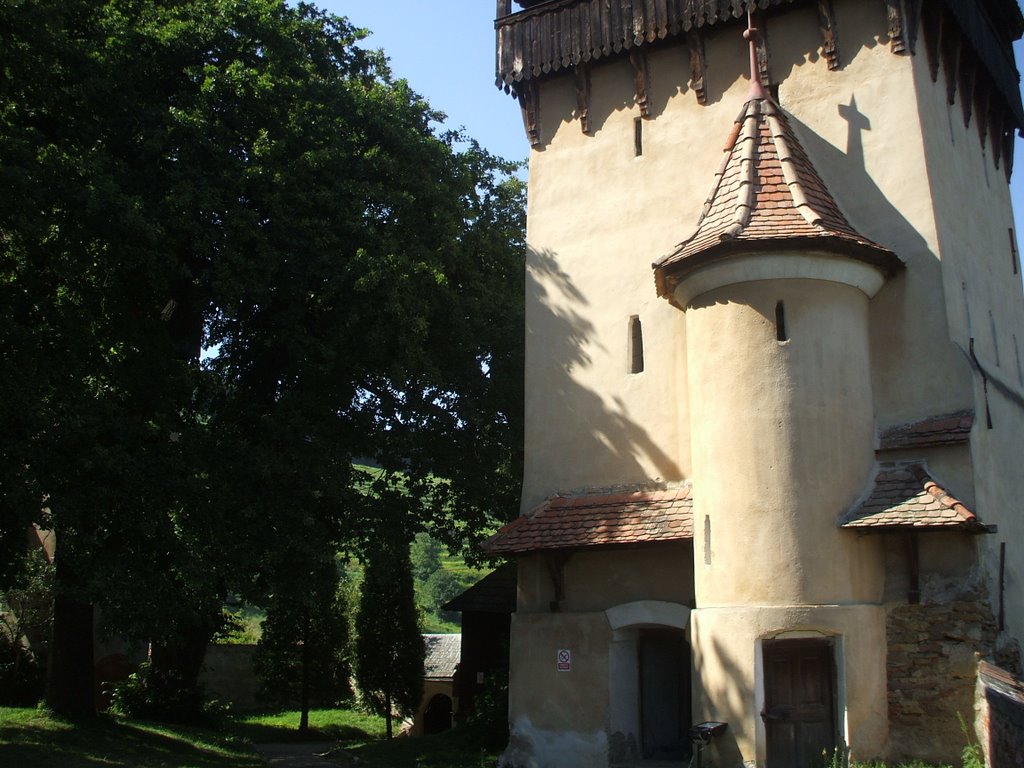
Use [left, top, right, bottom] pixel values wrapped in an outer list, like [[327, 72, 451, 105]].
[[355, 537, 424, 739]]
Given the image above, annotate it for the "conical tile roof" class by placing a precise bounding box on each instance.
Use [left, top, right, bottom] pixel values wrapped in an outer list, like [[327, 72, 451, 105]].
[[654, 96, 901, 300]]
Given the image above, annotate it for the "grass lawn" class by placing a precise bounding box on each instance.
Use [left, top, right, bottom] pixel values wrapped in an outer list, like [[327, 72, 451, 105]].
[[0, 707, 501, 767], [0, 707, 262, 768], [230, 708, 386, 743]]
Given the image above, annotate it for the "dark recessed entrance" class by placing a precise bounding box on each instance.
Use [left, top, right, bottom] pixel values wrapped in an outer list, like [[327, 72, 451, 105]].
[[762, 637, 837, 768], [639, 628, 692, 760], [423, 693, 453, 735]]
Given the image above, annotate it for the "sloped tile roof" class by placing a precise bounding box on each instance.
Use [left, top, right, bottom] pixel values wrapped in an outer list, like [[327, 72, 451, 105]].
[[423, 634, 461, 680], [441, 564, 517, 614], [841, 462, 989, 532], [481, 486, 693, 555], [654, 96, 901, 298], [878, 411, 974, 450]]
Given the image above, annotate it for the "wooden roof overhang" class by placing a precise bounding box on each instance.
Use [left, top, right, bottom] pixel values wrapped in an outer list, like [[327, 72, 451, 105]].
[[495, 0, 1024, 169]]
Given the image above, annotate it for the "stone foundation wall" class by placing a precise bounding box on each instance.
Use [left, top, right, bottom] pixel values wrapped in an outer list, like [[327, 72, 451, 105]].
[[886, 600, 1000, 763]]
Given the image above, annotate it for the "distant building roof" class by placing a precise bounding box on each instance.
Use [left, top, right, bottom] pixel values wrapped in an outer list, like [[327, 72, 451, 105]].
[[481, 486, 693, 555], [878, 411, 974, 450], [841, 462, 991, 533], [423, 634, 461, 680], [442, 564, 517, 614]]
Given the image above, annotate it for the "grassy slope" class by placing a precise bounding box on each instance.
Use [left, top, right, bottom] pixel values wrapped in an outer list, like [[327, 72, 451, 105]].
[[0, 708, 262, 768]]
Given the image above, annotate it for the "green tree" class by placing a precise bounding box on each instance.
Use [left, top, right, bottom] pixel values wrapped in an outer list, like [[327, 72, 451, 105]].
[[355, 535, 424, 739], [410, 533, 443, 582], [0, 0, 524, 718], [254, 554, 351, 732]]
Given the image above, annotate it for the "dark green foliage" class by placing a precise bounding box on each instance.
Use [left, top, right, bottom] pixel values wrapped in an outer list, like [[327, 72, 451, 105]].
[[355, 538, 425, 739], [109, 661, 226, 726], [421, 570, 464, 623], [0, 0, 524, 718], [253, 558, 352, 720], [411, 533, 444, 582], [0, 549, 53, 705]]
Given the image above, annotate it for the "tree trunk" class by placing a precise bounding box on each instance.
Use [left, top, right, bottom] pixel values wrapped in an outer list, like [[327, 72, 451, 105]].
[[46, 556, 95, 719], [385, 689, 393, 739], [299, 608, 310, 734]]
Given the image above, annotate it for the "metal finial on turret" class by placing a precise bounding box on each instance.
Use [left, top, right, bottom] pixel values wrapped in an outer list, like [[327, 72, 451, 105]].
[[744, 10, 767, 101]]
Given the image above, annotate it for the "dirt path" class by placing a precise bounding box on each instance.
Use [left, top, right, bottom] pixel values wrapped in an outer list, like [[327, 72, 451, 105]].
[[254, 741, 358, 767]]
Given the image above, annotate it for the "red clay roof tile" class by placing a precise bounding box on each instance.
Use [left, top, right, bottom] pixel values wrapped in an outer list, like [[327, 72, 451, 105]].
[[481, 486, 694, 555], [653, 96, 901, 299], [840, 462, 989, 532], [878, 410, 974, 450]]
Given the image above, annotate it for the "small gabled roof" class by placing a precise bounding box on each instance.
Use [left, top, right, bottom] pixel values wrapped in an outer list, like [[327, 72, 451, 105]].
[[878, 410, 974, 450], [654, 95, 900, 299], [441, 564, 517, 614], [423, 634, 461, 680], [841, 462, 991, 533], [481, 486, 693, 555]]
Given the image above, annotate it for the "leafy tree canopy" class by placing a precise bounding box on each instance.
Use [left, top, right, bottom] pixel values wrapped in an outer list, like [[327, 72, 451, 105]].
[[0, 0, 524, 717]]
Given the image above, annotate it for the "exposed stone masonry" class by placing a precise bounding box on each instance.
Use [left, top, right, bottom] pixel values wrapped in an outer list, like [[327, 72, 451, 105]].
[[886, 596, 1019, 763]]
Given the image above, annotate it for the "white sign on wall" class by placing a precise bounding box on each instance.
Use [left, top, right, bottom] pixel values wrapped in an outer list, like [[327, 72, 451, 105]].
[[557, 648, 571, 672]]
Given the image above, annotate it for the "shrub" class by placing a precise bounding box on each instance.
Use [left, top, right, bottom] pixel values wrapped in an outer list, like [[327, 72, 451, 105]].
[[109, 661, 226, 725]]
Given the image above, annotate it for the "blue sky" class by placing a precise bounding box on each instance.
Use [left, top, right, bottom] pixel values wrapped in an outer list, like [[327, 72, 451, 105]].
[[326, 1, 1024, 254]]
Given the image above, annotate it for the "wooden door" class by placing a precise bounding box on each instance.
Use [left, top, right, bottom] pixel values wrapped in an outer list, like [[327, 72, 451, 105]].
[[639, 629, 691, 760], [763, 638, 837, 768]]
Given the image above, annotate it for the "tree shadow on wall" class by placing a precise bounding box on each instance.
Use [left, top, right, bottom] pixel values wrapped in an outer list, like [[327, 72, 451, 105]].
[[523, 246, 682, 508]]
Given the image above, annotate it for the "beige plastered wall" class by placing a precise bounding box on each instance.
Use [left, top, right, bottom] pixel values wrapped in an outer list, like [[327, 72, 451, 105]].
[[516, 543, 694, 613], [685, 278, 884, 607], [907, 13, 1024, 649], [691, 604, 889, 765], [512, 0, 1023, 763]]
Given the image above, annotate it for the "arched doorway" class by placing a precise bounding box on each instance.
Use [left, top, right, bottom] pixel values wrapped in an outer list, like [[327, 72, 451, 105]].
[[606, 601, 693, 763], [640, 628, 691, 760], [423, 693, 453, 735]]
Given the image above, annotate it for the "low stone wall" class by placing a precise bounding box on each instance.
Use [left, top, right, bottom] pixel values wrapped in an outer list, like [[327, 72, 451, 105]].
[[886, 599, 1000, 763], [978, 661, 1024, 768], [200, 644, 259, 712]]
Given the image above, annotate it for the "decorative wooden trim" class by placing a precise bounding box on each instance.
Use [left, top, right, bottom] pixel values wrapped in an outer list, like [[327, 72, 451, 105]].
[[574, 63, 593, 134], [939, 12, 959, 106], [687, 30, 708, 105], [990, 106, 1005, 171], [817, 0, 840, 71], [517, 80, 542, 146], [885, 0, 907, 54], [903, 0, 921, 54], [921, 6, 941, 82], [975, 76, 990, 149], [957, 48, 977, 128], [629, 48, 651, 118]]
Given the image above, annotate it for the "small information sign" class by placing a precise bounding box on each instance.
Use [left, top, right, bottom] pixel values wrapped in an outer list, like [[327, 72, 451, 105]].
[[557, 649, 571, 672]]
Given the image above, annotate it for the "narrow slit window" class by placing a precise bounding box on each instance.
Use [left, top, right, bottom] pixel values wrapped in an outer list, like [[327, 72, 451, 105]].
[[629, 315, 644, 374], [775, 301, 788, 342], [634, 117, 643, 156]]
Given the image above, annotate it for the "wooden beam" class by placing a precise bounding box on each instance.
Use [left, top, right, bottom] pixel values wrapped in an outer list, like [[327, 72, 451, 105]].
[[817, 0, 840, 71], [517, 80, 542, 146], [921, 5, 941, 82], [886, 0, 907, 54], [904, 0, 921, 54], [939, 10, 959, 106], [574, 63, 593, 134], [687, 30, 708, 105], [629, 48, 651, 118]]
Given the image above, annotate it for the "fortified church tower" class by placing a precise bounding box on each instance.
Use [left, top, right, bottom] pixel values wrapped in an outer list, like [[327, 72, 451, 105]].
[[482, 1, 1024, 767]]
